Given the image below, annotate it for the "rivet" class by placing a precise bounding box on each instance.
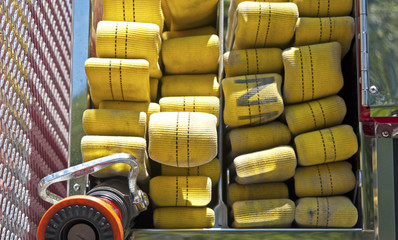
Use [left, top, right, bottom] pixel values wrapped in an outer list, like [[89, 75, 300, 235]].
[[73, 183, 80, 191]]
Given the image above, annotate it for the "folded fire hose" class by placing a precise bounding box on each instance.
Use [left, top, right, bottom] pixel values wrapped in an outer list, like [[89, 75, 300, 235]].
[[54, 0, 361, 233]]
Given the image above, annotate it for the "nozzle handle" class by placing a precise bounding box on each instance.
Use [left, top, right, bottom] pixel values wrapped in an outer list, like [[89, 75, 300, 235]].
[[38, 153, 142, 205]]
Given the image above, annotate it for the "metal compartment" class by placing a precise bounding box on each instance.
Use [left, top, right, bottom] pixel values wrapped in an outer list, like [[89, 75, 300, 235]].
[[67, 0, 386, 238]]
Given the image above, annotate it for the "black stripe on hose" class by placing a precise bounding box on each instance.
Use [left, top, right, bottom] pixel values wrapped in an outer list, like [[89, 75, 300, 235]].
[[317, 0, 320, 17], [326, 197, 330, 227], [193, 97, 196, 112], [316, 197, 320, 227], [254, 75, 262, 124], [183, 97, 186, 111], [328, 18, 333, 42], [319, 18, 323, 43], [238, 111, 278, 120], [298, 48, 305, 102], [108, 60, 114, 100], [119, 60, 124, 100], [319, 130, 327, 162], [316, 100, 327, 127], [254, 3, 262, 47], [316, 165, 324, 196], [327, 0, 331, 17], [114, 23, 118, 58], [235, 77, 274, 84], [187, 113, 190, 168], [308, 46, 315, 100], [132, 0, 136, 22], [328, 128, 337, 161], [122, 0, 126, 21], [307, 102, 317, 128], [245, 50, 249, 75], [185, 176, 189, 207], [263, 3, 271, 47], [176, 112, 179, 167], [125, 23, 128, 58], [255, 49, 259, 74], [326, 163, 334, 195], [244, 76, 252, 124], [175, 176, 179, 206]]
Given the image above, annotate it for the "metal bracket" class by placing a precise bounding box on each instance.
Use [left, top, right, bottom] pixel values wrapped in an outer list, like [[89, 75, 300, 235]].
[[374, 123, 398, 138]]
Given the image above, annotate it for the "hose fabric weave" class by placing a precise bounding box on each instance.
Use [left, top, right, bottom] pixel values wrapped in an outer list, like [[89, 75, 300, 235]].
[[162, 26, 217, 40], [232, 199, 295, 228], [232, 2, 298, 50], [85, 58, 150, 108], [81, 136, 149, 181], [226, 0, 289, 50], [149, 112, 218, 167], [96, 21, 162, 78], [83, 109, 146, 138], [161, 158, 221, 186], [99, 101, 160, 125], [294, 125, 358, 166], [224, 48, 283, 78], [282, 42, 344, 104], [153, 207, 215, 228], [149, 176, 212, 207], [159, 96, 220, 125], [223, 73, 284, 128], [228, 182, 289, 205], [294, 17, 355, 57], [294, 161, 356, 197], [234, 146, 297, 184], [102, 0, 163, 32], [291, 0, 353, 17], [229, 121, 291, 157], [295, 196, 358, 228], [161, 74, 219, 97], [284, 95, 346, 136], [162, 35, 219, 74], [161, 0, 218, 30]]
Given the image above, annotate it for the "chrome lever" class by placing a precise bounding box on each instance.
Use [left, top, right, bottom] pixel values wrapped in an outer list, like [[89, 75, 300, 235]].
[[37, 153, 149, 213]]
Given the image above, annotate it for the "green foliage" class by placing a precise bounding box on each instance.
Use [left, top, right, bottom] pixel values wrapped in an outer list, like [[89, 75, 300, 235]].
[[368, 0, 398, 106]]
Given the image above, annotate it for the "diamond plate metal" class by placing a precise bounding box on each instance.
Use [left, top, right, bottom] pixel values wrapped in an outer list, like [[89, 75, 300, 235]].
[[0, 0, 72, 238]]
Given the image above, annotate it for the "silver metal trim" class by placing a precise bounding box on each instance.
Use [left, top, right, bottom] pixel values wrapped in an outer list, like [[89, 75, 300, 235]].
[[131, 228, 375, 240], [214, 0, 229, 229], [359, 0, 369, 106], [68, 0, 90, 196]]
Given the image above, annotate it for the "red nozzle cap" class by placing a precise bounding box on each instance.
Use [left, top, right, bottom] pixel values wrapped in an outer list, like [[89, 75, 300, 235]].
[[37, 195, 123, 240]]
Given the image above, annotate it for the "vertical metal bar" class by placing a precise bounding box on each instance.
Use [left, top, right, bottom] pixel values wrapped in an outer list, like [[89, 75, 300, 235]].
[[214, 0, 228, 228], [68, 0, 90, 196], [360, 123, 374, 230], [374, 137, 396, 239], [359, 0, 369, 106]]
